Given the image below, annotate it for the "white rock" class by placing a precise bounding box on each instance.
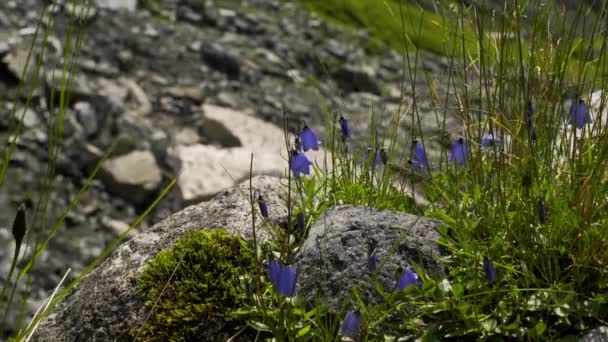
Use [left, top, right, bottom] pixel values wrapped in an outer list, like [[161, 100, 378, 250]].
[[94, 0, 137, 12], [100, 150, 162, 206], [170, 104, 328, 203]]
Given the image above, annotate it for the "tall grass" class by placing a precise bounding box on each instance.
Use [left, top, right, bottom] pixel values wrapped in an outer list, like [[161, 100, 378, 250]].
[[0, 1, 176, 340], [233, 0, 608, 340], [5, 0, 608, 341]]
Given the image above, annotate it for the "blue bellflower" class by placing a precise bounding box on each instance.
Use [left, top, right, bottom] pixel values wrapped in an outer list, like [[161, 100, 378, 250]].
[[290, 150, 313, 176], [340, 311, 362, 338], [569, 99, 592, 128], [449, 138, 468, 165], [397, 267, 421, 291], [484, 257, 496, 283], [339, 116, 351, 142], [481, 134, 501, 152], [374, 149, 385, 167], [526, 99, 534, 130], [300, 125, 320, 151], [410, 141, 429, 171], [364, 148, 384, 167], [296, 212, 305, 230], [258, 195, 269, 218], [367, 254, 379, 273], [267, 260, 298, 297], [268, 260, 281, 286], [538, 200, 547, 224]]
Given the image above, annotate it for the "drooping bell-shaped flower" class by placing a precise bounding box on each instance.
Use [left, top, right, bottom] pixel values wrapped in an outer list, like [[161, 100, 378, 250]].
[[290, 150, 313, 176], [449, 138, 467, 165], [484, 257, 496, 283], [296, 212, 305, 230], [367, 254, 379, 273], [380, 148, 387, 165], [526, 99, 534, 131], [569, 99, 592, 128], [300, 125, 320, 151], [397, 267, 421, 291], [277, 265, 297, 297], [538, 200, 547, 224], [257, 195, 269, 218], [410, 141, 429, 171], [374, 149, 385, 167], [462, 0, 472, 7], [340, 310, 362, 338], [481, 134, 501, 152], [339, 116, 351, 142], [267, 260, 298, 297], [363, 148, 384, 168], [268, 260, 281, 287]]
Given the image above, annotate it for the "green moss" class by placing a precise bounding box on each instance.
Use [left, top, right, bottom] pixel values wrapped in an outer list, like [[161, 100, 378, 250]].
[[132, 229, 256, 342]]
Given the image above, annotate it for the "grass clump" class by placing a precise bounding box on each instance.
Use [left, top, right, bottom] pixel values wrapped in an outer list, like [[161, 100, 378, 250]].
[[132, 229, 256, 342]]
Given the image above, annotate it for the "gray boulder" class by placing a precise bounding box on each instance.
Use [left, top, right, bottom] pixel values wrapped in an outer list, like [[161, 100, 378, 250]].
[[580, 327, 608, 342], [294, 205, 445, 311], [98, 150, 163, 207], [31, 176, 288, 341]]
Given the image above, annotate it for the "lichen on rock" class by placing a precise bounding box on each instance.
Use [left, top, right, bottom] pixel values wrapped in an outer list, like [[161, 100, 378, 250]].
[[132, 229, 256, 342]]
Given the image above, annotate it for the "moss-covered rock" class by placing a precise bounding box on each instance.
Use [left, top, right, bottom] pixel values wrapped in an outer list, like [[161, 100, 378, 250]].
[[132, 228, 256, 342]]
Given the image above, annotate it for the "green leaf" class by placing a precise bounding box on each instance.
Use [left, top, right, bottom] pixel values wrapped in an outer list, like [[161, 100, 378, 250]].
[[296, 325, 311, 337], [451, 283, 464, 298], [247, 320, 272, 332], [534, 321, 546, 336], [481, 318, 497, 332], [502, 315, 520, 330]]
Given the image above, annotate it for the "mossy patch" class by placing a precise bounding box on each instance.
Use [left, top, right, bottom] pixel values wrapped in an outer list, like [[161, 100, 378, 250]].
[[131, 229, 256, 342]]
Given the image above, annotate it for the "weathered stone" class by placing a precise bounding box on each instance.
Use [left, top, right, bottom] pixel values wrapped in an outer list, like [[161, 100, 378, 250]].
[[295, 205, 445, 311], [99, 150, 162, 206], [73, 101, 98, 136], [332, 64, 382, 95], [580, 326, 608, 342], [170, 104, 327, 203], [31, 176, 288, 341], [201, 43, 241, 79], [94, 0, 137, 12]]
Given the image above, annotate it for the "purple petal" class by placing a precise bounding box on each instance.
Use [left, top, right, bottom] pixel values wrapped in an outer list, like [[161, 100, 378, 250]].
[[411, 141, 428, 171], [484, 257, 496, 283], [300, 126, 320, 151], [367, 255, 379, 273], [258, 195, 269, 218], [296, 212, 305, 230], [449, 138, 467, 165], [526, 99, 534, 130], [481, 134, 501, 152], [538, 200, 547, 224], [340, 311, 362, 338], [290, 151, 313, 176], [339, 116, 351, 141], [268, 260, 281, 288], [397, 267, 421, 291], [373, 149, 384, 167], [278, 266, 297, 297]]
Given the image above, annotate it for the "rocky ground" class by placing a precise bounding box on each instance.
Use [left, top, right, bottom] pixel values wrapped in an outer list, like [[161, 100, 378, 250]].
[[0, 0, 470, 337]]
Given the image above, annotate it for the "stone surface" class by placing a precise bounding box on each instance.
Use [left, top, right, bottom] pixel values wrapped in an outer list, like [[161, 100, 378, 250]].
[[170, 104, 327, 203], [294, 205, 445, 311], [31, 176, 288, 342], [580, 326, 608, 342], [94, 0, 137, 12], [0, 0, 470, 337], [99, 150, 163, 206]]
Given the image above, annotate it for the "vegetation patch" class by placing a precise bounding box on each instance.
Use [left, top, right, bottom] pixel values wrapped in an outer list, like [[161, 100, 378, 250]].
[[132, 229, 256, 342]]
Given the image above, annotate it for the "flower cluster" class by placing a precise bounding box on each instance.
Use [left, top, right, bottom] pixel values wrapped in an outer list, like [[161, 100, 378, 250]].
[[290, 125, 321, 176]]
